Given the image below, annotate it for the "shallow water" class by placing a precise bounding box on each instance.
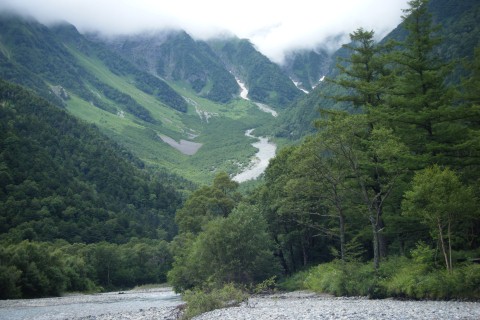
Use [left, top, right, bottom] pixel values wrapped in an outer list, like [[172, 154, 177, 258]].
[[233, 129, 277, 182], [0, 287, 182, 320]]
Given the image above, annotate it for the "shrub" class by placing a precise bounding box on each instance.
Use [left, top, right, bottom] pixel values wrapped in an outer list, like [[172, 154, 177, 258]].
[[298, 254, 480, 300], [181, 283, 248, 319], [277, 270, 310, 291]]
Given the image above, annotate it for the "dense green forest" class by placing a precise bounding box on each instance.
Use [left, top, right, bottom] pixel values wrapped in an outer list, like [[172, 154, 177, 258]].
[[167, 1, 480, 314], [0, 80, 187, 297], [1, 0, 479, 310]]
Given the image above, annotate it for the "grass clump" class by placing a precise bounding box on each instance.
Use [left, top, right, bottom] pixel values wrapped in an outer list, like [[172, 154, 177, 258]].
[[302, 244, 480, 300], [304, 260, 378, 297], [277, 270, 310, 291], [181, 283, 248, 319]]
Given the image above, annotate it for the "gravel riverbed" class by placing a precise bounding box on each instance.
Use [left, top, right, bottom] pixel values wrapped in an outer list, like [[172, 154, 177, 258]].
[[2, 289, 479, 319], [194, 291, 480, 320], [0, 287, 182, 320]]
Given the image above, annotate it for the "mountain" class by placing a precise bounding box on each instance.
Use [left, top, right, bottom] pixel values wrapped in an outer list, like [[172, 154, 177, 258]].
[[99, 34, 304, 108], [0, 14, 282, 183], [95, 30, 240, 104], [207, 37, 304, 107], [0, 79, 183, 243], [282, 48, 332, 93]]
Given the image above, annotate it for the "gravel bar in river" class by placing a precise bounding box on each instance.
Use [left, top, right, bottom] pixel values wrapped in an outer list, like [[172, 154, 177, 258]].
[[193, 291, 480, 320]]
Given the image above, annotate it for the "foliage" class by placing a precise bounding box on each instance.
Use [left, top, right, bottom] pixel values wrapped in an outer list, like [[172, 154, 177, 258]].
[[0, 239, 172, 299], [169, 202, 278, 292], [0, 79, 181, 243], [175, 172, 241, 234], [181, 283, 248, 319], [305, 260, 377, 297], [277, 270, 310, 291], [259, 0, 480, 278], [304, 253, 480, 300], [402, 166, 478, 271]]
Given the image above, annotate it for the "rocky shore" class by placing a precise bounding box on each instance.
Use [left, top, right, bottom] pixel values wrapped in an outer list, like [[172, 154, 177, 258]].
[[2, 289, 479, 320], [193, 291, 480, 320]]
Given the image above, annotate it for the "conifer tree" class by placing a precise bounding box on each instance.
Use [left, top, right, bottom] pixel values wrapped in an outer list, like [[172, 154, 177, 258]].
[[330, 28, 389, 109], [380, 0, 459, 167]]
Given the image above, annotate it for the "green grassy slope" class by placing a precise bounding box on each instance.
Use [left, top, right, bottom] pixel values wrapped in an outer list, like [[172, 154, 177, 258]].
[[64, 44, 278, 183]]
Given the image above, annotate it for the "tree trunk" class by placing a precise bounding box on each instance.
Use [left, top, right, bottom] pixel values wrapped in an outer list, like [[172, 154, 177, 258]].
[[289, 244, 297, 273], [437, 219, 450, 271], [339, 212, 346, 261], [371, 217, 380, 271], [302, 241, 308, 266], [274, 236, 290, 275], [378, 217, 387, 258], [448, 220, 453, 272]]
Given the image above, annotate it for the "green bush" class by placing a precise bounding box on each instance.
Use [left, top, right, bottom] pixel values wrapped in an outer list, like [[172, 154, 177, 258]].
[[304, 260, 378, 297], [384, 263, 480, 300], [303, 252, 480, 300], [462, 264, 480, 298], [277, 270, 310, 291], [181, 283, 248, 319], [169, 203, 279, 292], [305, 261, 349, 296]]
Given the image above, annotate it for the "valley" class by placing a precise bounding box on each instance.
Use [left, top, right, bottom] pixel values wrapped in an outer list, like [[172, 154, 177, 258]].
[[65, 39, 285, 183], [1, 0, 480, 312], [0, 16, 304, 184]]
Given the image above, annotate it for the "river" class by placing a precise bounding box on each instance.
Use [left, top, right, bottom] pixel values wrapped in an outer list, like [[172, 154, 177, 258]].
[[0, 287, 182, 320], [233, 129, 277, 183], [234, 76, 278, 117]]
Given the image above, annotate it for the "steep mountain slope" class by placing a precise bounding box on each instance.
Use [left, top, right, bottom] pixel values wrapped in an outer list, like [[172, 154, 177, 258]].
[[208, 37, 304, 108], [97, 31, 240, 103], [0, 14, 186, 117], [100, 33, 305, 108], [0, 79, 182, 243], [282, 48, 332, 92]]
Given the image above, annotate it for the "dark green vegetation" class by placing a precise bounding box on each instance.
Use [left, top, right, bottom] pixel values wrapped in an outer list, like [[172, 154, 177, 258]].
[[0, 80, 181, 243], [167, 0, 480, 306], [0, 239, 171, 299], [0, 80, 182, 297], [1, 0, 479, 307]]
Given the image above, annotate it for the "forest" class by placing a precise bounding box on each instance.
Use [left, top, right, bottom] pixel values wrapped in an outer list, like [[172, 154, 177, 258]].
[[0, 79, 187, 298], [0, 0, 479, 314]]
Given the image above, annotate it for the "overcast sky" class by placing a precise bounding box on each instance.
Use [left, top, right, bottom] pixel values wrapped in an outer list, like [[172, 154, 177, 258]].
[[0, 0, 409, 64]]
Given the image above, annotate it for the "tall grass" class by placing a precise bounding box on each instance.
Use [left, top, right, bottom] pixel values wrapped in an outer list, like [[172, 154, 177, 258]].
[[181, 283, 248, 319], [302, 257, 480, 300]]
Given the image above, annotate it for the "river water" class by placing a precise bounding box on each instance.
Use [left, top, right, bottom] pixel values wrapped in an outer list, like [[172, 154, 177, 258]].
[[234, 76, 278, 117], [0, 287, 182, 320], [233, 129, 277, 183]]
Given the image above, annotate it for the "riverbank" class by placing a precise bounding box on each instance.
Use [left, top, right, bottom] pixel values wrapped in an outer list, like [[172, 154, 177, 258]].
[[2, 289, 480, 319], [194, 291, 480, 320], [0, 287, 182, 320]]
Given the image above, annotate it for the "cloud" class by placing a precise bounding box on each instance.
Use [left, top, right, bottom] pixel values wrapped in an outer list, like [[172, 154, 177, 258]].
[[0, 0, 409, 63]]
